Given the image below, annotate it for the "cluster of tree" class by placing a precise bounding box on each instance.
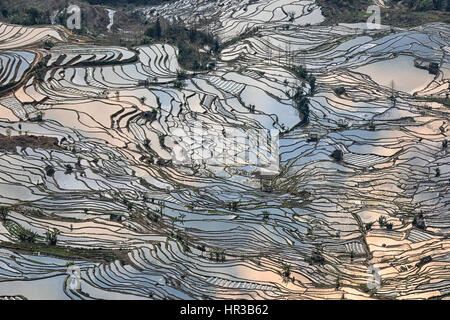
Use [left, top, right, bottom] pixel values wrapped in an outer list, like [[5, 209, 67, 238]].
[[142, 17, 219, 71], [16, 225, 38, 243], [1, 7, 51, 25], [288, 65, 317, 125], [84, 0, 174, 6], [43, 40, 55, 50], [316, 0, 372, 21], [322, 0, 371, 9], [391, 0, 450, 11], [0, 0, 6, 18], [290, 65, 316, 93], [317, 0, 449, 26], [0, 206, 9, 221], [320, 0, 449, 11], [379, 215, 393, 230], [33, 56, 51, 82], [293, 86, 310, 121], [45, 228, 60, 245]]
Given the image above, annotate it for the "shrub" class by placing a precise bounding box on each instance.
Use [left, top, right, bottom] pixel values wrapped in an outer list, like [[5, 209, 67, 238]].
[[176, 69, 188, 80], [43, 40, 55, 49], [140, 35, 153, 45], [0, 206, 10, 221], [45, 228, 60, 245], [291, 65, 308, 79], [17, 226, 38, 243], [173, 79, 185, 88], [65, 164, 73, 174], [331, 149, 343, 162], [281, 263, 291, 278], [334, 87, 346, 96], [144, 17, 219, 70]]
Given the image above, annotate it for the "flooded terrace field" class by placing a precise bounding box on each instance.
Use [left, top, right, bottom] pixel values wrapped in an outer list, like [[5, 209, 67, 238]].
[[0, 0, 449, 300]]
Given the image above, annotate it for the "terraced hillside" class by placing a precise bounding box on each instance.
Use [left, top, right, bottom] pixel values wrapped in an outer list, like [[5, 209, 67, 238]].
[[0, 0, 449, 300]]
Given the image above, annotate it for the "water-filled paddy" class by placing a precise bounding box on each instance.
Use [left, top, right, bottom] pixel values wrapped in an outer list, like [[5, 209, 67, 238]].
[[354, 55, 435, 93], [0, 0, 449, 300]]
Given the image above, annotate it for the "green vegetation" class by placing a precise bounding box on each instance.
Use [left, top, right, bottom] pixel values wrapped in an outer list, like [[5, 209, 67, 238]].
[[173, 79, 185, 89], [142, 17, 219, 71], [176, 69, 188, 80], [335, 276, 342, 289], [331, 149, 344, 162], [290, 65, 309, 80], [416, 96, 450, 106], [307, 249, 326, 265], [281, 263, 292, 279], [85, 0, 174, 6], [0, 132, 59, 152], [65, 164, 74, 174], [292, 86, 310, 123], [435, 167, 440, 177], [0, 206, 10, 221], [45, 228, 61, 245], [16, 225, 39, 243], [0, 240, 132, 265], [4, 7, 50, 26], [335, 87, 346, 96], [391, 0, 449, 11], [379, 216, 393, 230], [286, 64, 317, 126], [140, 35, 152, 45], [33, 56, 51, 82], [316, 0, 372, 25], [317, 0, 450, 27], [43, 40, 55, 50], [209, 248, 226, 262]]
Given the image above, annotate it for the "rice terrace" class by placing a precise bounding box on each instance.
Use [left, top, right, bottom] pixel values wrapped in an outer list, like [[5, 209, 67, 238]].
[[0, 0, 449, 301]]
